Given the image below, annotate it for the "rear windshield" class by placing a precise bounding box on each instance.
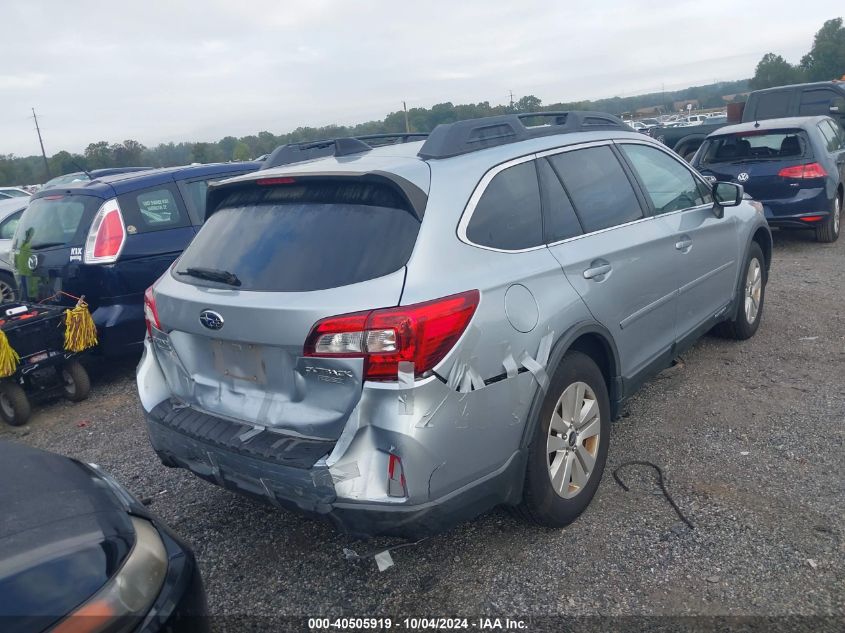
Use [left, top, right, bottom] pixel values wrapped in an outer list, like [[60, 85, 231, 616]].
[[12, 194, 99, 251], [174, 179, 421, 292], [699, 129, 811, 164]]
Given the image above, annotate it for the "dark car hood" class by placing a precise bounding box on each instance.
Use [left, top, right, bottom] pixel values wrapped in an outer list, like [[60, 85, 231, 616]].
[[0, 441, 134, 629]]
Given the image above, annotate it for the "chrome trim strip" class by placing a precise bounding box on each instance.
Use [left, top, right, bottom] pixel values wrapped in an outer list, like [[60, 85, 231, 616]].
[[619, 289, 679, 330], [678, 260, 735, 296]]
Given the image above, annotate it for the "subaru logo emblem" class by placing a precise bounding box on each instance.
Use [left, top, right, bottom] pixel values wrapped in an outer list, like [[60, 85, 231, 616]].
[[199, 310, 224, 330], [737, 172, 750, 183], [27, 254, 38, 270]]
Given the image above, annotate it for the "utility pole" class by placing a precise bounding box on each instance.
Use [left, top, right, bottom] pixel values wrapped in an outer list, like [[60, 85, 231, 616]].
[[509, 90, 515, 110], [403, 101, 410, 133], [31, 108, 50, 180]]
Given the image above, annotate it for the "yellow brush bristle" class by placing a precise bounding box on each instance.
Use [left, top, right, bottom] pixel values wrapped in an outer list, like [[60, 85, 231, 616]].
[[0, 329, 20, 378], [64, 301, 98, 353]]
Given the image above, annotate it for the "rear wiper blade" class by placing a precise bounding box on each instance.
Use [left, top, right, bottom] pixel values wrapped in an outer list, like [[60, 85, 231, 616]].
[[176, 266, 242, 287], [29, 241, 65, 249]]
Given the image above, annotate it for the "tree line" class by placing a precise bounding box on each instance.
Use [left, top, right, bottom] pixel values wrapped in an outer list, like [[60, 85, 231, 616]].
[[750, 17, 845, 89], [5, 14, 842, 187], [0, 79, 748, 187]]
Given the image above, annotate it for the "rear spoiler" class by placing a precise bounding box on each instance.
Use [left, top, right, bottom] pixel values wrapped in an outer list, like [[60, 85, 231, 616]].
[[205, 171, 429, 222]]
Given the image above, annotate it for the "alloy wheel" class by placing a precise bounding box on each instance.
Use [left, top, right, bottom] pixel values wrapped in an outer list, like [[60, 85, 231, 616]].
[[744, 258, 762, 324], [546, 381, 601, 499]]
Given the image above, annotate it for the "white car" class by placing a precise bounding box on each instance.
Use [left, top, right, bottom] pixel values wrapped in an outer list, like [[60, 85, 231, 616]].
[[684, 115, 709, 126], [0, 197, 27, 301], [0, 187, 31, 200]]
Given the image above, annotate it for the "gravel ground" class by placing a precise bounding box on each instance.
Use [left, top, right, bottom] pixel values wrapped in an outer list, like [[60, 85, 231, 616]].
[[2, 228, 843, 629]]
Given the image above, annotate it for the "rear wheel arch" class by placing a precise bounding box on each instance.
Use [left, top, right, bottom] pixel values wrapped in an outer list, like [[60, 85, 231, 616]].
[[751, 226, 772, 273], [519, 323, 621, 449]]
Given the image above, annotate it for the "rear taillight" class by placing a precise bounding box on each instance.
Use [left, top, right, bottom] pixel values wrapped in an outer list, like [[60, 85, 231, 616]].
[[84, 198, 126, 264], [143, 286, 161, 336], [777, 162, 827, 179], [304, 290, 480, 381]]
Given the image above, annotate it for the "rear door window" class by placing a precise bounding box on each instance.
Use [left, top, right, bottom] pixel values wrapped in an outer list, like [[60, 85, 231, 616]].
[[799, 89, 839, 116], [819, 120, 844, 152], [179, 180, 209, 224], [466, 160, 543, 250], [548, 146, 643, 233], [620, 144, 708, 214], [753, 90, 793, 119], [178, 172, 252, 225], [175, 179, 421, 292], [536, 158, 582, 242], [118, 185, 189, 234]]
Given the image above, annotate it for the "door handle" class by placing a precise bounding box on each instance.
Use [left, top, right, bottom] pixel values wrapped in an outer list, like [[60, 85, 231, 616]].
[[675, 238, 693, 251], [583, 263, 612, 280]]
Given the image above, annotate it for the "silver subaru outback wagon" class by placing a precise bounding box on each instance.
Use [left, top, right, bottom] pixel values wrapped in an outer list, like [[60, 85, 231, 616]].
[[137, 112, 771, 538]]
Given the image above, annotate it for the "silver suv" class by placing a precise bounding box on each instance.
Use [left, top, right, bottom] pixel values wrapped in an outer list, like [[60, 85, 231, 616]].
[[137, 112, 771, 538]]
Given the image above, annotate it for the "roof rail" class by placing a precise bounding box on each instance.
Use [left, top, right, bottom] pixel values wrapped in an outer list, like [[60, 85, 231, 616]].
[[260, 133, 429, 170], [417, 111, 632, 160], [355, 133, 428, 147], [260, 137, 371, 170]]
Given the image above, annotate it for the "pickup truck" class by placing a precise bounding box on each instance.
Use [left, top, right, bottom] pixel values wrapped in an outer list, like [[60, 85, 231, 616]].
[[650, 80, 845, 160]]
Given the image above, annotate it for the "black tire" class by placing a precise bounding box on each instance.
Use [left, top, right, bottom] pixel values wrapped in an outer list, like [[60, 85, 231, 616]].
[[60, 360, 91, 402], [0, 382, 31, 426], [815, 194, 841, 243], [517, 351, 611, 527], [718, 242, 766, 340], [0, 272, 16, 303]]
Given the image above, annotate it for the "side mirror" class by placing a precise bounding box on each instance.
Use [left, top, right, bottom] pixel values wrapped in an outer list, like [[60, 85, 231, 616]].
[[712, 181, 743, 218]]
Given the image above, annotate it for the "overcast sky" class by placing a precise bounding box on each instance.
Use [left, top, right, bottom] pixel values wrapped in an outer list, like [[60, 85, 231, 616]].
[[0, 1, 839, 156]]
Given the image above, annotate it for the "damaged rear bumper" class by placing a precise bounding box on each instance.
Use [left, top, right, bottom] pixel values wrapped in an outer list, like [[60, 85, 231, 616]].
[[145, 402, 526, 538]]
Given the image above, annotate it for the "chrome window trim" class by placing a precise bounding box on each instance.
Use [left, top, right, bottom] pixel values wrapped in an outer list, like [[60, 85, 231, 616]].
[[545, 214, 655, 248], [456, 140, 614, 254], [456, 153, 543, 254], [456, 137, 719, 255]]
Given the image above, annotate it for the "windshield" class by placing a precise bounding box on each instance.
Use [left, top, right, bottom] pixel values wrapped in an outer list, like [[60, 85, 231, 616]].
[[13, 194, 99, 251], [700, 129, 811, 164], [176, 180, 421, 292]]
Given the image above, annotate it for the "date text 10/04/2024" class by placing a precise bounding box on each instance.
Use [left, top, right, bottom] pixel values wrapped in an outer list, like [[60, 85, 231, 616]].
[[308, 617, 528, 630]]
